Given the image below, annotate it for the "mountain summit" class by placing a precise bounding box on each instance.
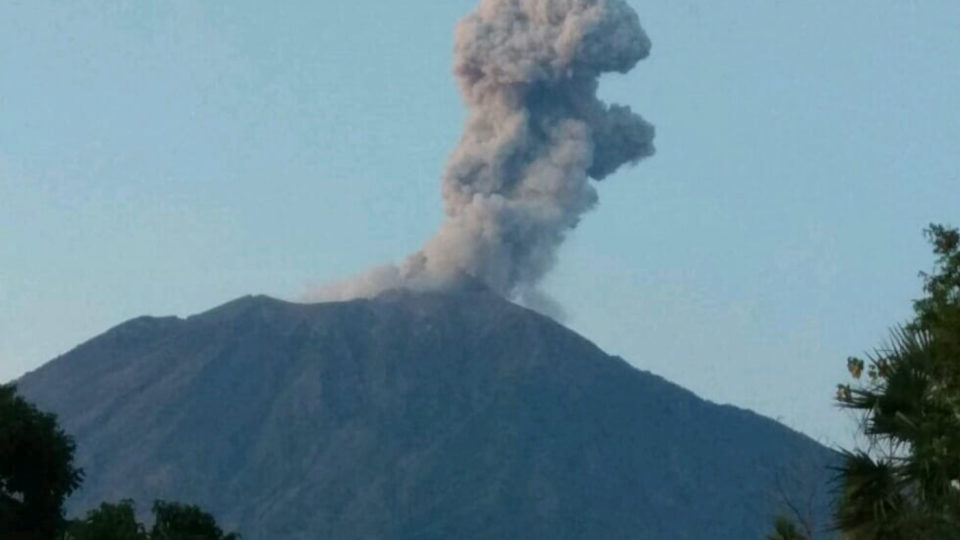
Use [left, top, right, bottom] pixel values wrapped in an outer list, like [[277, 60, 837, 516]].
[[17, 288, 834, 539]]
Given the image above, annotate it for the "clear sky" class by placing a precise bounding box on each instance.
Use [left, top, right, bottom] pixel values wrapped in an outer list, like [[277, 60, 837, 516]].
[[1, 1, 958, 447]]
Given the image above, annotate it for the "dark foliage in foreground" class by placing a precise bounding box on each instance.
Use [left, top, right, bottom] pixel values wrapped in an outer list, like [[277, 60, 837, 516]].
[[0, 384, 237, 539], [66, 499, 239, 539], [772, 224, 960, 539], [0, 384, 82, 539]]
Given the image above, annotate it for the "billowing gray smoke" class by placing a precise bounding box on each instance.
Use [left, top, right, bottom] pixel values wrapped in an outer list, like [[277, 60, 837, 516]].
[[307, 0, 654, 310]]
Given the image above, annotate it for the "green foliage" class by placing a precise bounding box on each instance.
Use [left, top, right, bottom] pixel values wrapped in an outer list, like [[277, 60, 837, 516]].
[[0, 383, 83, 539], [151, 500, 239, 540], [1, 385, 239, 539], [913, 224, 960, 337], [66, 500, 239, 540], [832, 225, 960, 539], [767, 516, 809, 540], [66, 500, 148, 540]]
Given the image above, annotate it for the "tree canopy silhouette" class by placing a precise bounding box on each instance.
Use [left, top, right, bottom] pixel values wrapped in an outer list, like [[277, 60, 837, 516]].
[[771, 224, 960, 539], [0, 383, 83, 539], [835, 225, 960, 538], [66, 500, 239, 540], [1, 384, 238, 539]]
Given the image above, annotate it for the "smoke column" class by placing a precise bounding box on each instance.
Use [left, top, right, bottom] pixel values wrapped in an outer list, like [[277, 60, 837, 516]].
[[307, 0, 654, 310]]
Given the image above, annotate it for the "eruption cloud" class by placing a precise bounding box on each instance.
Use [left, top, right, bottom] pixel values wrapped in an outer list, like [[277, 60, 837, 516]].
[[307, 0, 654, 310]]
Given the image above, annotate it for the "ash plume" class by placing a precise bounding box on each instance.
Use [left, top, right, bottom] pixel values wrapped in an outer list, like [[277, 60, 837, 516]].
[[306, 0, 654, 310]]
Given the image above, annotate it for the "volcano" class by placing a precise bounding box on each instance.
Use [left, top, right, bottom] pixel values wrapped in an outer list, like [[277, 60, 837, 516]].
[[17, 286, 834, 539]]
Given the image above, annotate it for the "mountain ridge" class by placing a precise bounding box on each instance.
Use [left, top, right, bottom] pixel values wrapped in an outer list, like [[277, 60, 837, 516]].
[[17, 289, 835, 539]]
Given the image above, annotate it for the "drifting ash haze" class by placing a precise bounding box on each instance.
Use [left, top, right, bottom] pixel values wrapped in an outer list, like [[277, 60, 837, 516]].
[[306, 0, 655, 313]]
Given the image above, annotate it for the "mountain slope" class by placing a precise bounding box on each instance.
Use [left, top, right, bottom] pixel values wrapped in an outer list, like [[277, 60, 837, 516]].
[[17, 287, 835, 539]]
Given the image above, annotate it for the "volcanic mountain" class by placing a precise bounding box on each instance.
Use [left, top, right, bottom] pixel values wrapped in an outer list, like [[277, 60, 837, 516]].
[[16, 285, 835, 539]]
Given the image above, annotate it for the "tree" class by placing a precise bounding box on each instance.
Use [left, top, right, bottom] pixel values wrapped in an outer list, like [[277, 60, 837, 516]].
[[150, 500, 239, 540], [768, 515, 810, 540], [66, 500, 239, 540], [66, 500, 148, 540], [768, 224, 960, 539], [1, 385, 239, 539], [833, 224, 960, 539], [0, 384, 83, 539]]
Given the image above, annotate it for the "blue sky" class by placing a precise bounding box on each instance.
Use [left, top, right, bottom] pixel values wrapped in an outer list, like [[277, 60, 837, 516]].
[[1, 0, 958, 447]]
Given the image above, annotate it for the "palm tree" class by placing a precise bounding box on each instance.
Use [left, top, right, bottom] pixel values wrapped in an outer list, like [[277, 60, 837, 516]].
[[833, 225, 960, 539]]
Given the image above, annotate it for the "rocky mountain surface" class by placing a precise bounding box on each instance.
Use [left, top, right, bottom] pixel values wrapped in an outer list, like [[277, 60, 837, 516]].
[[17, 285, 835, 538]]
